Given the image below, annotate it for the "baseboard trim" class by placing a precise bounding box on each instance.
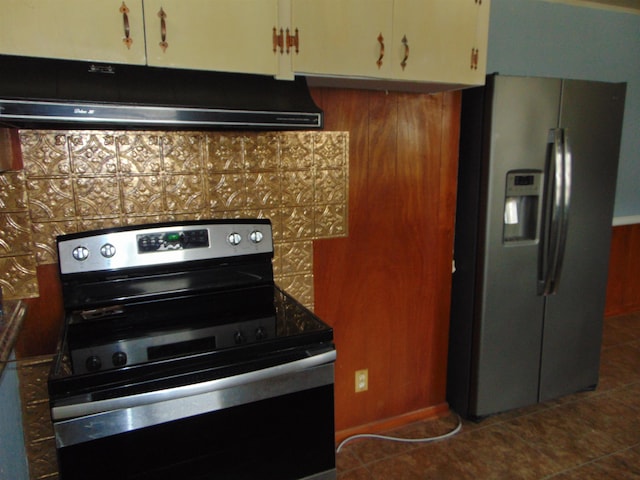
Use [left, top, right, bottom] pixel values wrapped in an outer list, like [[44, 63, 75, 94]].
[[335, 403, 450, 444]]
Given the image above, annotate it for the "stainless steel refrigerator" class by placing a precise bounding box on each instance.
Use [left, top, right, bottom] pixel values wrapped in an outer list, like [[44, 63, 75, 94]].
[[447, 74, 626, 420]]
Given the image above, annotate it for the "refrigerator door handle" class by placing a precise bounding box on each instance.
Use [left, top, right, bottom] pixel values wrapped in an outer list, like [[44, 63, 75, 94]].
[[539, 128, 572, 295], [550, 129, 572, 292]]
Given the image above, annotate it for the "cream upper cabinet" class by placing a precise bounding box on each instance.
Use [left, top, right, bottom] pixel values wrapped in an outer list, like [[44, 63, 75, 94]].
[[289, 0, 490, 87], [290, 0, 393, 78], [471, 0, 491, 85], [0, 0, 147, 64], [390, 0, 487, 84], [0, 0, 490, 87], [143, 0, 279, 76]]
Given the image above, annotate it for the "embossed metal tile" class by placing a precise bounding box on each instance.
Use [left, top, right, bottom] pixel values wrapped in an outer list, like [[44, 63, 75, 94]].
[[68, 132, 118, 176], [1, 130, 348, 307], [0, 255, 39, 299], [280, 132, 314, 170], [19, 131, 70, 177], [0, 212, 33, 256], [18, 356, 58, 480], [31, 221, 78, 265], [26, 177, 75, 221], [243, 133, 280, 171], [161, 133, 205, 173], [0, 171, 38, 299], [117, 133, 162, 174], [0, 171, 28, 211], [74, 176, 121, 218], [205, 134, 244, 172], [279, 241, 314, 275], [276, 273, 314, 308]]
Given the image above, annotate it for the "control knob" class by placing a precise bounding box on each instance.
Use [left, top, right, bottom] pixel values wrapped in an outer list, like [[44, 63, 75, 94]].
[[85, 355, 102, 372], [100, 243, 116, 258], [72, 246, 90, 261], [234, 330, 246, 345], [249, 230, 264, 244], [227, 232, 242, 246], [112, 351, 128, 367], [255, 326, 268, 341]]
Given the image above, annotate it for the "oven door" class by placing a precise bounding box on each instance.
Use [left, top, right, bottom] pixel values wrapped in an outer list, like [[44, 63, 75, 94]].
[[52, 349, 336, 480]]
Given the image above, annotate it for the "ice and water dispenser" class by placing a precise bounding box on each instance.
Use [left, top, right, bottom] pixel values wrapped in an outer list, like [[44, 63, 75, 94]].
[[503, 171, 543, 243]]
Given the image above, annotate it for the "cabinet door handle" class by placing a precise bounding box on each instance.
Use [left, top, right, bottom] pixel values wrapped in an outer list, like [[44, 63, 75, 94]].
[[286, 28, 299, 54], [400, 35, 409, 70], [470, 48, 479, 70], [120, 2, 132, 49], [273, 27, 284, 54], [158, 7, 168, 52], [376, 33, 385, 69]]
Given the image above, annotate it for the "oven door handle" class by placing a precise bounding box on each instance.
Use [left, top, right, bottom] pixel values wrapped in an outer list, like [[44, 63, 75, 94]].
[[53, 349, 335, 448], [52, 348, 335, 421]]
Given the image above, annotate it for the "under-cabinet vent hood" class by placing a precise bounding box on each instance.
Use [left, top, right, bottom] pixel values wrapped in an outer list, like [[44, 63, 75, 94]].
[[0, 55, 323, 130]]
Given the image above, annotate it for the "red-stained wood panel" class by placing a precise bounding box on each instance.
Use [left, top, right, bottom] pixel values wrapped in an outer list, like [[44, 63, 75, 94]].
[[432, 91, 462, 405], [311, 87, 462, 437], [605, 223, 640, 317], [15, 264, 64, 358], [605, 226, 627, 316], [627, 224, 640, 311], [0, 128, 23, 170]]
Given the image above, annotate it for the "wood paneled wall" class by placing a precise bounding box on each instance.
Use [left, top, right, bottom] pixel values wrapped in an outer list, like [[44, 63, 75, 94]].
[[15, 265, 63, 357], [310, 88, 461, 438], [0, 128, 22, 170], [605, 223, 640, 317]]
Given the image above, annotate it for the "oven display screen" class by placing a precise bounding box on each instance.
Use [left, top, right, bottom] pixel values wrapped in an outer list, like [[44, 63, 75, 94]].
[[137, 229, 210, 253]]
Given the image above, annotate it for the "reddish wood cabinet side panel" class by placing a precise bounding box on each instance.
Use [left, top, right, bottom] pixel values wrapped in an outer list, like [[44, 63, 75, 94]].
[[0, 128, 23, 170], [627, 224, 640, 311], [605, 226, 627, 317], [605, 223, 640, 317], [622, 224, 640, 313], [311, 87, 462, 434], [15, 264, 64, 358]]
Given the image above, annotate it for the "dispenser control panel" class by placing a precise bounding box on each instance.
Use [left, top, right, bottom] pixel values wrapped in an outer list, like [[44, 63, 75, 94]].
[[503, 170, 543, 244], [506, 172, 542, 196]]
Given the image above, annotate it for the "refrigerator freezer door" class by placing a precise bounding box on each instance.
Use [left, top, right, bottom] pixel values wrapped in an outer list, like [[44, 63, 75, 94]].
[[538, 80, 626, 402], [470, 76, 562, 417]]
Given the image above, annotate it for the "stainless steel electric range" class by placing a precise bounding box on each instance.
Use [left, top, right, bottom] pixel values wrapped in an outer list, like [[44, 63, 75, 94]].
[[48, 219, 336, 480]]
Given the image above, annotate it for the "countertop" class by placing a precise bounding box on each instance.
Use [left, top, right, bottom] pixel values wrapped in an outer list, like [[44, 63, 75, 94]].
[[0, 300, 27, 377]]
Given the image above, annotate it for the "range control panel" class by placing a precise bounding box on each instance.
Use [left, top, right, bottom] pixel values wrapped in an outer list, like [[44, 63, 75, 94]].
[[137, 229, 210, 252], [70, 315, 276, 374], [58, 220, 273, 275]]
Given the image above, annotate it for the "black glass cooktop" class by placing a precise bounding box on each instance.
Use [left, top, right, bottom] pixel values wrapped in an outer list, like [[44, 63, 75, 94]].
[[49, 285, 333, 402]]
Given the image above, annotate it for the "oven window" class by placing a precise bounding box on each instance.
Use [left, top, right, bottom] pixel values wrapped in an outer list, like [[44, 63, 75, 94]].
[[56, 385, 335, 480]]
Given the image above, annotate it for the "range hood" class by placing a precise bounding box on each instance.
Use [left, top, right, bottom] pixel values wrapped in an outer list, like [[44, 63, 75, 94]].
[[0, 55, 323, 130]]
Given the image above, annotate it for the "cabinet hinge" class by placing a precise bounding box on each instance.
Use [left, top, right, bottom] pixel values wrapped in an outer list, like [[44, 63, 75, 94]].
[[286, 28, 299, 54], [273, 27, 285, 54]]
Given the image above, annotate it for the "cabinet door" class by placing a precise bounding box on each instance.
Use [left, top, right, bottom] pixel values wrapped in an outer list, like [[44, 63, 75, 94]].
[[0, 0, 146, 64], [144, 0, 279, 75], [291, 0, 393, 78], [391, 0, 480, 84], [471, 0, 491, 85]]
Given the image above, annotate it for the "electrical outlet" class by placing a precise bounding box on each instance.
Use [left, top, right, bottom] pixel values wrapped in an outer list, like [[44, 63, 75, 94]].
[[355, 369, 368, 392]]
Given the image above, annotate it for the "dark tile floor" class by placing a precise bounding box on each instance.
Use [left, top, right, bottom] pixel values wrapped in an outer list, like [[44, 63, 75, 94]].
[[336, 312, 640, 479]]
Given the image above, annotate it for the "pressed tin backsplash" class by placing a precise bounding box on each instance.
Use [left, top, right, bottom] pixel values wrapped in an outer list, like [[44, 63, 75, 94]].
[[0, 130, 349, 308]]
